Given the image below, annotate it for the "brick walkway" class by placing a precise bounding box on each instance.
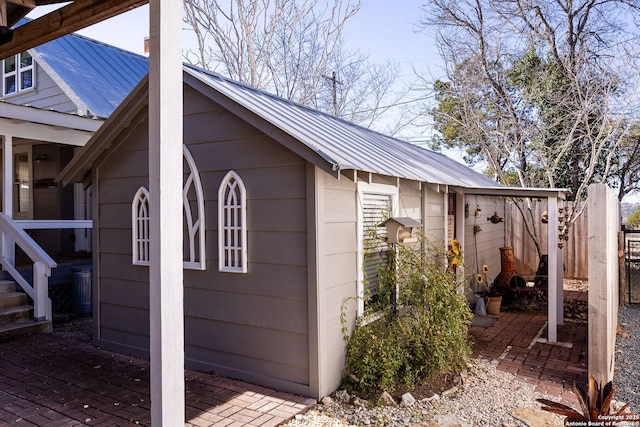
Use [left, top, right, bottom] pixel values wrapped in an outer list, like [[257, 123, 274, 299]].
[[0, 334, 315, 426], [470, 290, 588, 407]]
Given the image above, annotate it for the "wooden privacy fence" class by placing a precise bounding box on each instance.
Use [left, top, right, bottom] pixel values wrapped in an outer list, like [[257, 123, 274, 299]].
[[505, 200, 588, 279]]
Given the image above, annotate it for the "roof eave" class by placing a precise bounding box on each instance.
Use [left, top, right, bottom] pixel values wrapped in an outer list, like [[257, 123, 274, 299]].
[[459, 186, 568, 200]]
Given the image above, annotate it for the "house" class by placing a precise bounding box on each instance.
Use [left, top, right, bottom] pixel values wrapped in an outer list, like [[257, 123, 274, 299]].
[[58, 64, 567, 399], [0, 26, 147, 324]]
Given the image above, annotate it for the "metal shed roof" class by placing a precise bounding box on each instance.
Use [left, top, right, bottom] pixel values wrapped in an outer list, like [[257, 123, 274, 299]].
[[25, 20, 148, 119], [184, 65, 502, 189]]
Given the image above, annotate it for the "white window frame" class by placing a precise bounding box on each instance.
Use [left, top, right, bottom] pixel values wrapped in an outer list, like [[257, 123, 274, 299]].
[[131, 145, 206, 270], [356, 182, 398, 317], [132, 186, 150, 266], [183, 145, 206, 270], [218, 170, 247, 273], [3, 51, 35, 97]]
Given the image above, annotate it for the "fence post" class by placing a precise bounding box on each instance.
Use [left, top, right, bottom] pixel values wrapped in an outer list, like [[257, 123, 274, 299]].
[[619, 231, 627, 306], [587, 183, 619, 385]]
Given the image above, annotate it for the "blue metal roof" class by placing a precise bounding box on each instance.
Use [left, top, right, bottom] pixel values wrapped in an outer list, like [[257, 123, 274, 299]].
[[185, 65, 502, 189], [32, 30, 148, 119]]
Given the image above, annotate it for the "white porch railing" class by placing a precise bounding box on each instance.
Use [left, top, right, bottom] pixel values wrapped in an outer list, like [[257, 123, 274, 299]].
[[0, 214, 58, 321]]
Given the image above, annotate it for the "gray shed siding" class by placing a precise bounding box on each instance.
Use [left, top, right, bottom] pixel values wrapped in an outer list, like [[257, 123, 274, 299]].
[[317, 172, 358, 397], [314, 171, 433, 397], [94, 86, 311, 395], [3, 65, 78, 114]]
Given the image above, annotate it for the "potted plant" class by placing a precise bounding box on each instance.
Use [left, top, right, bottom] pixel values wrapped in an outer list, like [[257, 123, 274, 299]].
[[476, 264, 502, 315]]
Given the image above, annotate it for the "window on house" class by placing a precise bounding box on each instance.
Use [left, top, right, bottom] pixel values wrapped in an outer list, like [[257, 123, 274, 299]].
[[3, 52, 34, 96], [132, 186, 150, 266], [131, 146, 206, 270], [357, 183, 398, 315], [218, 170, 247, 273]]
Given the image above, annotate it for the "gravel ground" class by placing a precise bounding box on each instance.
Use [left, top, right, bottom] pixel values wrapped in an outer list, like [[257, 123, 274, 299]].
[[614, 305, 640, 410], [52, 314, 93, 343], [284, 359, 562, 427]]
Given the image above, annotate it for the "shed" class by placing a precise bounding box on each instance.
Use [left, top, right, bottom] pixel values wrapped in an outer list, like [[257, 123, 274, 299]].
[[59, 65, 566, 399]]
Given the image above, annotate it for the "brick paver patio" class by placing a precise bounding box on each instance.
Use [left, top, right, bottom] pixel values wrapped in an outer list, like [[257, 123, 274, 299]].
[[0, 290, 589, 425], [0, 334, 315, 426], [470, 290, 588, 407]]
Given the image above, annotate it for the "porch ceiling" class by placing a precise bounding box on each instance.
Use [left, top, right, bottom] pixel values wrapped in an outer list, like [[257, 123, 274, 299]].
[[0, 103, 101, 146]]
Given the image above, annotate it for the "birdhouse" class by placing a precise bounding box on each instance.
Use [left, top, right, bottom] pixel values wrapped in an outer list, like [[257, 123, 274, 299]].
[[378, 217, 422, 244]]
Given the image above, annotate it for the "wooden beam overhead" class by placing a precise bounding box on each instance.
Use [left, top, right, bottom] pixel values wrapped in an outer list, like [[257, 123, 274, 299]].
[[0, 0, 148, 60], [7, 0, 37, 8], [0, 1, 7, 26]]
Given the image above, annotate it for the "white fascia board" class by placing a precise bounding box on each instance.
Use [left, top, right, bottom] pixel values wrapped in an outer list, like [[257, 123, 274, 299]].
[[460, 186, 568, 200], [0, 102, 103, 132], [0, 117, 96, 146]]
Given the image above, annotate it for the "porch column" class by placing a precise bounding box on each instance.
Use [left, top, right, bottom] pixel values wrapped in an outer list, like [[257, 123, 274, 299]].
[[547, 196, 559, 342], [2, 134, 13, 265], [148, 0, 184, 425]]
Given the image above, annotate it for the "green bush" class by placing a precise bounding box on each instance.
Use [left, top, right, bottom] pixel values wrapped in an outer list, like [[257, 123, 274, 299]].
[[627, 206, 640, 229], [342, 231, 472, 397]]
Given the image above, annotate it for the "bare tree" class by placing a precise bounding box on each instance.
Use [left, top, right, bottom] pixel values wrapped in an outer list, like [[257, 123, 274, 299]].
[[423, 0, 640, 256], [183, 0, 406, 127]]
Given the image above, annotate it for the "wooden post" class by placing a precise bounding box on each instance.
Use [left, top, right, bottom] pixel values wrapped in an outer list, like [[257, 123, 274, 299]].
[[148, 0, 184, 425], [619, 231, 627, 306], [2, 134, 14, 266], [547, 196, 558, 342], [588, 183, 618, 385]]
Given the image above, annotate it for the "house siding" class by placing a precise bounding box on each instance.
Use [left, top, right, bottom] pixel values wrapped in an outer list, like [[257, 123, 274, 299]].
[[318, 172, 358, 397], [94, 85, 311, 395], [3, 65, 78, 113]]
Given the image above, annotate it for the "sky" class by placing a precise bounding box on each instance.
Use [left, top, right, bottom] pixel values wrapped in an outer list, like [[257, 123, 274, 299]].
[[28, 1, 448, 143], [28, 2, 441, 74]]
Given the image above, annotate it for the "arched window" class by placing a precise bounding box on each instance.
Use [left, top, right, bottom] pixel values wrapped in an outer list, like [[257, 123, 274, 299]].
[[218, 170, 247, 273], [132, 186, 150, 266], [131, 145, 206, 270], [183, 145, 206, 270]]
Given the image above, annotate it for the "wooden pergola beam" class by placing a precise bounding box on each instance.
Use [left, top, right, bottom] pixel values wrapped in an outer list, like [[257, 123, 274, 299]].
[[0, 1, 7, 26], [7, 0, 37, 8], [0, 0, 148, 60]]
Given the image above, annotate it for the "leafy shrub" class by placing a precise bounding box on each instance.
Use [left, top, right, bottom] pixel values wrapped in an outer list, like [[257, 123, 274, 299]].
[[342, 231, 473, 397], [627, 206, 640, 229]]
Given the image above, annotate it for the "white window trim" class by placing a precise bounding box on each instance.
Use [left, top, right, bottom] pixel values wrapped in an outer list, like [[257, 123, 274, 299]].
[[3, 51, 35, 97], [131, 146, 206, 270], [218, 170, 247, 273], [132, 186, 150, 266], [183, 145, 206, 270], [356, 182, 399, 317]]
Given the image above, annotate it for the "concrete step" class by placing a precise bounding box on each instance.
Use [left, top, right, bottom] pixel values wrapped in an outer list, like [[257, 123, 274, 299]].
[[0, 292, 28, 309], [0, 304, 33, 326], [0, 319, 51, 341], [0, 280, 16, 294]]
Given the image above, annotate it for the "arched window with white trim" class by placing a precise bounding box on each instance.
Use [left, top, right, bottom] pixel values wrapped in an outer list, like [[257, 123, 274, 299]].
[[132, 186, 150, 266], [183, 145, 206, 270], [131, 145, 206, 270], [218, 170, 247, 273]]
